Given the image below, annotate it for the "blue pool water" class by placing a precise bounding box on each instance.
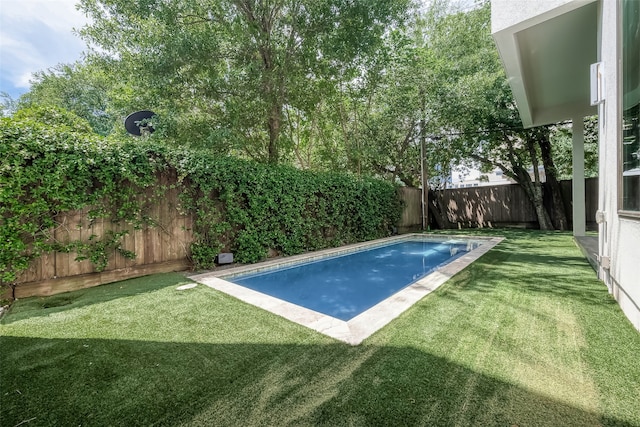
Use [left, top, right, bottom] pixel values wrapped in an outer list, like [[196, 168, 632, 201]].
[[229, 240, 472, 321]]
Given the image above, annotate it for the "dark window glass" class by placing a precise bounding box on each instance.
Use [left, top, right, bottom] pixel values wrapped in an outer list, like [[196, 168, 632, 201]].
[[622, 0, 640, 211]]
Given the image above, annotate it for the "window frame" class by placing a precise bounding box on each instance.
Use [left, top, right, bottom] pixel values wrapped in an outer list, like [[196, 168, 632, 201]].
[[618, 0, 640, 219]]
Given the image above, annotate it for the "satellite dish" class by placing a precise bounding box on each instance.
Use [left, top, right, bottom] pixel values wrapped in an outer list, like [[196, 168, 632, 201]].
[[124, 110, 156, 136]]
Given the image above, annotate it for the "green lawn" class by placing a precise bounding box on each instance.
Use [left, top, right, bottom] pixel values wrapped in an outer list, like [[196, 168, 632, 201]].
[[2, 230, 639, 426]]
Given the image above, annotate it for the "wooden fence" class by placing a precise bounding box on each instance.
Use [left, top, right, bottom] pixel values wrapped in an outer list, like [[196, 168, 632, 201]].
[[397, 187, 423, 233], [557, 178, 599, 230], [5, 178, 597, 300], [397, 178, 599, 231], [9, 183, 419, 300], [440, 183, 538, 228], [10, 174, 193, 299]]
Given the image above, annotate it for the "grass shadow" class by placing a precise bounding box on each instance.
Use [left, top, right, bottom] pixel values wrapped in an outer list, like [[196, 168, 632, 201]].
[[430, 229, 608, 307], [1, 337, 634, 427], [1, 273, 193, 324], [2, 229, 640, 426]]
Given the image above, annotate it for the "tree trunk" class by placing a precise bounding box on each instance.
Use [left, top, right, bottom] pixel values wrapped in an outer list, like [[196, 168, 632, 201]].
[[429, 189, 454, 229], [267, 103, 281, 164], [515, 164, 554, 230], [523, 137, 554, 230], [470, 130, 558, 231], [239, 0, 282, 164], [536, 128, 569, 230]]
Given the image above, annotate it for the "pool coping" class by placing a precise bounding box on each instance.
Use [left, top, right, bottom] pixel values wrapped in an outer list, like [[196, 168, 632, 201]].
[[190, 233, 504, 345]]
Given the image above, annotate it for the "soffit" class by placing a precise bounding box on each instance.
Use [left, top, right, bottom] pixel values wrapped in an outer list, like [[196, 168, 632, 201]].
[[492, 1, 598, 127]]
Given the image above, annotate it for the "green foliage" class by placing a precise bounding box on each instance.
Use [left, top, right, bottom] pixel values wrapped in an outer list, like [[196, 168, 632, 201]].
[[423, 1, 571, 229], [1, 111, 401, 287], [0, 92, 18, 117], [77, 0, 412, 162], [18, 62, 115, 136], [12, 105, 95, 134], [0, 108, 161, 286], [170, 151, 402, 265], [62, 231, 137, 272], [354, 30, 432, 187], [550, 116, 599, 180]]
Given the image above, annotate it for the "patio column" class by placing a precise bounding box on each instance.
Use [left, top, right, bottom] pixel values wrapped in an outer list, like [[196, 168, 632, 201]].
[[572, 117, 586, 237]]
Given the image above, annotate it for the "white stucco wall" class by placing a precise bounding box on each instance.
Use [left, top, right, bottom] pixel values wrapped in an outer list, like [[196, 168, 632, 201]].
[[599, 0, 640, 331], [611, 220, 640, 330]]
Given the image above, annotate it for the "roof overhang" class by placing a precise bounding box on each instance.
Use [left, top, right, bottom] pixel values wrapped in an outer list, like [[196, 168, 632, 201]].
[[491, 0, 599, 128]]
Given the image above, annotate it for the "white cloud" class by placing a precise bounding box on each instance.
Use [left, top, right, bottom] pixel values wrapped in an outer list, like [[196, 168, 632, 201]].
[[1, 0, 88, 33], [0, 0, 89, 97], [16, 71, 36, 89]]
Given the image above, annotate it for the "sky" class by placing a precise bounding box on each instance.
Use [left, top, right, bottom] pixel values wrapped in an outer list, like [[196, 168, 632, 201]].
[[0, 0, 89, 99]]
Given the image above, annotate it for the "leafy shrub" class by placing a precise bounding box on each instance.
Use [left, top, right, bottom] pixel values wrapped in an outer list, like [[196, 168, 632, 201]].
[[1, 108, 402, 294], [170, 151, 402, 264], [12, 105, 94, 134]]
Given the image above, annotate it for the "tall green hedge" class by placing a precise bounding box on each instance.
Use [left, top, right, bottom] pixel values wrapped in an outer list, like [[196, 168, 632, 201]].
[[1, 108, 402, 291], [173, 150, 402, 266]]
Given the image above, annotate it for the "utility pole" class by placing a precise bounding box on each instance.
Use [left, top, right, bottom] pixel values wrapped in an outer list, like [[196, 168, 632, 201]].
[[420, 92, 428, 231]]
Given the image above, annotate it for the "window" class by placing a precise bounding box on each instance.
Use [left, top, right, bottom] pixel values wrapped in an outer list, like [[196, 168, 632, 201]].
[[621, 0, 640, 211]]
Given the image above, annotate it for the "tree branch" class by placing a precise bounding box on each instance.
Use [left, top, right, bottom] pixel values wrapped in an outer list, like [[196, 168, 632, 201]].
[[468, 153, 517, 182]]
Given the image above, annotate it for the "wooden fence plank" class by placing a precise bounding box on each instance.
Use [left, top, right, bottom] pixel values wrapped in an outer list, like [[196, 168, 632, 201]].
[[15, 173, 193, 294], [397, 187, 422, 232]]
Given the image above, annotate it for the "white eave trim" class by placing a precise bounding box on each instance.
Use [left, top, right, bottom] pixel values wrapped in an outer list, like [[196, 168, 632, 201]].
[[491, 0, 598, 128]]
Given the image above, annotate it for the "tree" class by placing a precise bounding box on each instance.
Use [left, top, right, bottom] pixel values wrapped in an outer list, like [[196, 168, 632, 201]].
[[78, 0, 411, 162], [0, 92, 18, 117], [550, 116, 599, 180], [331, 30, 429, 185], [11, 105, 94, 134], [18, 62, 114, 136], [426, 1, 568, 230], [323, 1, 458, 186]]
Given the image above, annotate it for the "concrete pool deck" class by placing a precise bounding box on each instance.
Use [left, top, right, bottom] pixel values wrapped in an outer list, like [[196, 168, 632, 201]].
[[190, 234, 504, 345]]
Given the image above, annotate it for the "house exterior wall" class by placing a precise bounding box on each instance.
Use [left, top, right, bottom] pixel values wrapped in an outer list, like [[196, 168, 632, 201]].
[[492, 0, 640, 331], [599, 1, 640, 330]]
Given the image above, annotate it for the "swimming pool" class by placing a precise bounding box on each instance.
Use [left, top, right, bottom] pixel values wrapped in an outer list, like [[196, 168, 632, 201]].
[[230, 241, 472, 321], [191, 234, 503, 344]]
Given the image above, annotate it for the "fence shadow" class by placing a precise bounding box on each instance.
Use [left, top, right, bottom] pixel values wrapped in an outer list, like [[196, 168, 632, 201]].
[[399, 178, 599, 230], [1, 273, 191, 325]]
